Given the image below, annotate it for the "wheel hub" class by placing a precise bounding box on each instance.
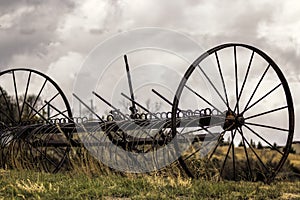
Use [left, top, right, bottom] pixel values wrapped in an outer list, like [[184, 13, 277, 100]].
[[223, 110, 244, 131]]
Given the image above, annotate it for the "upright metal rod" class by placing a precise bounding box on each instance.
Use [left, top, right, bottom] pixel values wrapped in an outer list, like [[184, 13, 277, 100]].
[[72, 93, 104, 123], [92, 91, 130, 120], [151, 89, 183, 111], [124, 55, 136, 114], [121, 92, 160, 120]]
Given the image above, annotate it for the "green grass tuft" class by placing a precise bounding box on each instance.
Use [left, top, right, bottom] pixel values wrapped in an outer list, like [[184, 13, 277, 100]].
[[0, 169, 300, 199]]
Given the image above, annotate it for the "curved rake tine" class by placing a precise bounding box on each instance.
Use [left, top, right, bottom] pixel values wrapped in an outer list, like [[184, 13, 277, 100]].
[[94, 91, 155, 142], [24, 138, 58, 169]]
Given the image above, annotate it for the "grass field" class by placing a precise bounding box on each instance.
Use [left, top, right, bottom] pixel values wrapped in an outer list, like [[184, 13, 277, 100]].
[[1, 141, 300, 199], [0, 169, 300, 200], [1, 146, 300, 199]]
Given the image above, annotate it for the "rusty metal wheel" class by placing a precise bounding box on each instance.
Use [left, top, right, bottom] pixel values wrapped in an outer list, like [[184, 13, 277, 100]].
[[0, 68, 73, 172], [172, 43, 294, 183]]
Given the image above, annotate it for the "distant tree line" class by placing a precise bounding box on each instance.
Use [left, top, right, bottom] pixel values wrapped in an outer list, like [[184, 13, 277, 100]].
[[0, 86, 43, 126]]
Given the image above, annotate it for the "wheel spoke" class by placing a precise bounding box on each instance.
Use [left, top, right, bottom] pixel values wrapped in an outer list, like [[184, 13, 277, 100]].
[[173, 43, 293, 182], [243, 83, 282, 114], [238, 127, 253, 180], [220, 129, 237, 176], [243, 124, 284, 155], [197, 65, 228, 108], [244, 121, 289, 132], [215, 51, 229, 109], [208, 123, 235, 160], [242, 64, 270, 113], [239, 130, 270, 173], [45, 100, 74, 122], [0, 69, 73, 173], [245, 106, 288, 120], [25, 101, 53, 124], [234, 46, 239, 114], [231, 130, 236, 180], [208, 134, 224, 159], [27, 79, 48, 119], [12, 71, 21, 121], [20, 71, 32, 120], [234, 51, 254, 112], [29, 92, 59, 120]]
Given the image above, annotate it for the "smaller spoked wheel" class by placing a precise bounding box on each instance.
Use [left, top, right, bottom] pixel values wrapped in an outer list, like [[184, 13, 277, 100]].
[[172, 43, 294, 183], [0, 68, 73, 173]]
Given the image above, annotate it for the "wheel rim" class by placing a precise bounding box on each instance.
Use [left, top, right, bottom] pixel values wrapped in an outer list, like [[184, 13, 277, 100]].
[[0, 68, 73, 173], [172, 43, 294, 182]]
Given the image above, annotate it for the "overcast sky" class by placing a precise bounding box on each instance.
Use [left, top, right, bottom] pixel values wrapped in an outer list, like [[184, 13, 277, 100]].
[[0, 0, 300, 140]]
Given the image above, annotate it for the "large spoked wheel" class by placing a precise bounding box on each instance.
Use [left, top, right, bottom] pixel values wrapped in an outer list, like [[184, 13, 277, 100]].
[[0, 68, 73, 173], [172, 43, 294, 183]]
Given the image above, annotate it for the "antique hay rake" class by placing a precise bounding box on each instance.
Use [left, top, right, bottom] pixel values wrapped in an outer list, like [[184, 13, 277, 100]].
[[0, 43, 294, 183]]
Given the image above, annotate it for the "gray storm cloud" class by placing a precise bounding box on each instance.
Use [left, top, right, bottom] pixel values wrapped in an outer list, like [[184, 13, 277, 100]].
[[0, 0, 75, 67], [0, 0, 299, 139]]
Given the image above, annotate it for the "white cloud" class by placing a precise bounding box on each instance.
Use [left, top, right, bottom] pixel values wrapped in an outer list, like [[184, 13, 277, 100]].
[[1, 0, 300, 140], [46, 51, 84, 101], [0, 6, 34, 29]]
